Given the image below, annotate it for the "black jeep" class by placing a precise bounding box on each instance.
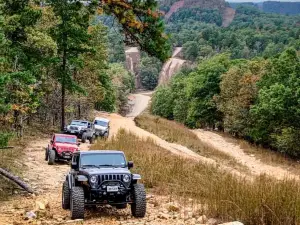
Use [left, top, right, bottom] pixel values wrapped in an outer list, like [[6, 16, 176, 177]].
[[64, 120, 96, 143], [62, 150, 146, 219]]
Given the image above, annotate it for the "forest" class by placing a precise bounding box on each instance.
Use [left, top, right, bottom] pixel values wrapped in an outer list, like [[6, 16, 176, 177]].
[[0, 0, 169, 146], [230, 1, 300, 16], [151, 5, 300, 157]]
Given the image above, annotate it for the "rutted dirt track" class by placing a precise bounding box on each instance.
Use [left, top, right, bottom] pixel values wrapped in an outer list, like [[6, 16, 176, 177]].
[[0, 92, 298, 225], [194, 130, 298, 179]]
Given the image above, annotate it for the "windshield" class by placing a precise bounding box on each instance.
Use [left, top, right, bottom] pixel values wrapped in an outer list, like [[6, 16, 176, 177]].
[[94, 120, 108, 127], [80, 153, 126, 168], [71, 121, 88, 126], [55, 136, 77, 144]]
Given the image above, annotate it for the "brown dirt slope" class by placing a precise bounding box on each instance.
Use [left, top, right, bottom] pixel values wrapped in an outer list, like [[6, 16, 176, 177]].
[[222, 7, 236, 27]]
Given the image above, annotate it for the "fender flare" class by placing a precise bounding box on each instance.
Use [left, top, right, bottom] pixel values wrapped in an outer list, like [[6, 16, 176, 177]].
[[66, 173, 74, 188], [132, 174, 141, 180]]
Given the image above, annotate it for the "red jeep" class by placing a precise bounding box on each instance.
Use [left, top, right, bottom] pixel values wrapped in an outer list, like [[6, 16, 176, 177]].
[[45, 134, 80, 165]]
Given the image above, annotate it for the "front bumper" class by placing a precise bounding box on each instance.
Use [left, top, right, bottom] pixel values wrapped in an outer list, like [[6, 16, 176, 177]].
[[95, 129, 107, 136], [85, 180, 132, 203], [86, 187, 132, 205], [57, 151, 73, 160], [65, 130, 85, 137]]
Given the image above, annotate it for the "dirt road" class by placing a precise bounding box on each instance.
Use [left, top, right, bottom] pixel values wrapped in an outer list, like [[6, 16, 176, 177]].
[[194, 130, 298, 180], [0, 92, 298, 225], [126, 92, 152, 118], [0, 120, 203, 225], [0, 93, 210, 225]]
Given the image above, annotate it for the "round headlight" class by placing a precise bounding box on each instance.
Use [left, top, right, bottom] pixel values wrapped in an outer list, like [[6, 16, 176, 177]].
[[123, 174, 130, 183], [90, 175, 98, 183]]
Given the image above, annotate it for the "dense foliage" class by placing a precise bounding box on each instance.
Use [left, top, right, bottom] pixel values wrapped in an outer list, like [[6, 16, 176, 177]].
[[0, 0, 169, 137], [168, 8, 222, 26], [139, 56, 162, 90], [152, 48, 300, 157], [230, 2, 300, 16], [166, 5, 300, 60]]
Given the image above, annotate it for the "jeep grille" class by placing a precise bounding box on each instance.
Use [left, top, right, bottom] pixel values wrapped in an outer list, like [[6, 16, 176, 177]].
[[70, 126, 78, 130], [100, 174, 124, 181]]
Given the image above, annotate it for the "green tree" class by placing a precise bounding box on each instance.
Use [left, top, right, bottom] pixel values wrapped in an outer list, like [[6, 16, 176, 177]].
[[184, 54, 231, 128], [104, 63, 134, 114], [182, 41, 199, 61], [48, 0, 170, 129], [249, 49, 300, 155], [0, 0, 55, 136], [48, 0, 97, 130], [217, 59, 265, 137], [139, 56, 162, 90], [107, 30, 126, 63], [151, 86, 174, 119]]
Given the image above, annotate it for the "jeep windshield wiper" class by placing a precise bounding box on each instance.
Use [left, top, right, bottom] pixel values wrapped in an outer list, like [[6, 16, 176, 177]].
[[98, 164, 125, 168], [81, 165, 100, 168]]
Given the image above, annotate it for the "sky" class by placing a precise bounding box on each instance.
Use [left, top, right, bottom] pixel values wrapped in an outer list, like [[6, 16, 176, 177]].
[[228, 0, 300, 2]]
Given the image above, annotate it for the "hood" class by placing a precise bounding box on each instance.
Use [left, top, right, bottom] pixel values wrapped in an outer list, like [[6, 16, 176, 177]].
[[80, 167, 130, 175], [68, 125, 85, 130], [55, 143, 78, 152], [94, 125, 107, 131]]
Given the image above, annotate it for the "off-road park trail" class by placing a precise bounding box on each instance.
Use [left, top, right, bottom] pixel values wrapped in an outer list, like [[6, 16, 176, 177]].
[[0, 92, 298, 225]]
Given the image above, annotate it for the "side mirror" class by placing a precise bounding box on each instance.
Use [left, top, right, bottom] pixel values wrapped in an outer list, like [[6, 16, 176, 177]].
[[71, 162, 77, 170], [50, 140, 53, 144], [128, 161, 134, 169]]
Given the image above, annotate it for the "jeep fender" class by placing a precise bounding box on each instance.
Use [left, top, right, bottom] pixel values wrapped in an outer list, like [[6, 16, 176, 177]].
[[66, 173, 74, 188], [76, 175, 88, 182], [132, 174, 141, 180]]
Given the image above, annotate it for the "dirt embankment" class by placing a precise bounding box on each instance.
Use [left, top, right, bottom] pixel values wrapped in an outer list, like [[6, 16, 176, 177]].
[[194, 130, 299, 180], [222, 7, 236, 27]]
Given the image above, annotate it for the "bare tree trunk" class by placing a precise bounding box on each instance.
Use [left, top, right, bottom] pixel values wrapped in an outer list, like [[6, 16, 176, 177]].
[[61, 39, 67, 131], [61, 74, 65, 131], [19, 115, 23, 138], [0, 168, 34, 194], [78, 101, 81, 119]]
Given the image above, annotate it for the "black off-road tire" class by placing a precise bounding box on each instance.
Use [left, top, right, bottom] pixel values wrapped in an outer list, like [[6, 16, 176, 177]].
[[116, 204, 127, 209], [62, 181, 70, 209], [45, 148, 48, 161], [131, 184, 146, 218], [70, 187, 85, 219], [48, 150, 55, 165], [89, 135, 95, 144], [104, 132, 109, 139], [81, 133, 87, 143]]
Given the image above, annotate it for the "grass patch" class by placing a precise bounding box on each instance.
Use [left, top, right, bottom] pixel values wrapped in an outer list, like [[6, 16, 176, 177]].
[[134, 113, 246, 171], [0, 137, 25, 200], [91, 129, 300, 225], [0, 125, 51, 200]]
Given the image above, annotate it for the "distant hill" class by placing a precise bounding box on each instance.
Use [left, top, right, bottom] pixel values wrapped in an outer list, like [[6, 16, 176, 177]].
[[159, 0, 235, 27], [229, 1, 300, 15], [159, 0, 227, 18]]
